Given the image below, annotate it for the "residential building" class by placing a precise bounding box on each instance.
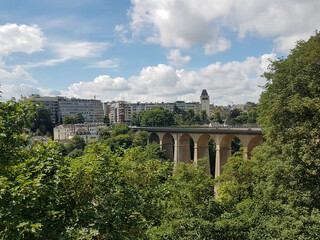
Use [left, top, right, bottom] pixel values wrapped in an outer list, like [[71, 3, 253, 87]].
[[54, 122, 107, 143], [104, 89, 214, 124]]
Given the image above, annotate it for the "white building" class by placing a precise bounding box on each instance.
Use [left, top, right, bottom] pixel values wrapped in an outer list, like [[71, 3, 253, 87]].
[[54, 122, 107, 143], [22, 95, 104, 123]]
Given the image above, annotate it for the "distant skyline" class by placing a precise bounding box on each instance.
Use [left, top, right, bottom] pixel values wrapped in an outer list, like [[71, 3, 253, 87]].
[[0, 0, 319, 105]]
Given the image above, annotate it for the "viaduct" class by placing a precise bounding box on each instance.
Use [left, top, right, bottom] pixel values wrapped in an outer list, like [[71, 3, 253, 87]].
[[132, 126, 263, 178]]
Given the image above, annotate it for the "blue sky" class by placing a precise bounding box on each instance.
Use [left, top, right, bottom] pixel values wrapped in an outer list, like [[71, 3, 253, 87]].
[[0, 0, 319, 105]]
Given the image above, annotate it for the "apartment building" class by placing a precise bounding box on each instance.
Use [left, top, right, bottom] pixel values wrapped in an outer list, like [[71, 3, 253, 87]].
[[105, 89, 214, 124]]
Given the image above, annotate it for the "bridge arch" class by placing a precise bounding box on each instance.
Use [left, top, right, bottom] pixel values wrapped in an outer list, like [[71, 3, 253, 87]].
[[195, 134, 212, 173], [178, 133, 193, 164], [149, 132, 160, 144], [247, 135, 263, 158], [162, 133, 175, 161]]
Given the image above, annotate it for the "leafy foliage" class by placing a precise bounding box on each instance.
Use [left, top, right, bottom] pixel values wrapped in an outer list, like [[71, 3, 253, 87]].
[[30, 105, 53, 136], [0, 99, 35, 169], [139, 107, 175, 127], [216, 31, 320, 239]]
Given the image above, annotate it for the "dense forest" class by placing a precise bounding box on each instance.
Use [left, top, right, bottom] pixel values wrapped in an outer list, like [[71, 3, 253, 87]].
[[0, 33, 319, 239]]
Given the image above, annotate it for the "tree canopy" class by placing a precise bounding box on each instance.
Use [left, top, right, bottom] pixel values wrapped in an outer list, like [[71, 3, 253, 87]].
[[139, 107, 174, 127], [216, 31, 320, 239]]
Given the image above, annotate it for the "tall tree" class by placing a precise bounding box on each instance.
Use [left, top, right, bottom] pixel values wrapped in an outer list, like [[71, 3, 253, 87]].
[[211, 108, 223, 123], [75, 113, 85, 123], [0, 98, 35, 168], [63, 116, 76, 124], [31, 105, 53, 135], [140, 107, 174, 127], [217, 32, 320, 239]]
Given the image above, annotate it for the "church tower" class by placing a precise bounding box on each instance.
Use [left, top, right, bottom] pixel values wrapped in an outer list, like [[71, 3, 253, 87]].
[[200, 89, 210, 116]]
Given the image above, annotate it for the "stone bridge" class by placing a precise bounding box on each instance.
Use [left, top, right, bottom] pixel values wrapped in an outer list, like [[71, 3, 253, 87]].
[[132, 126, 263, 178]]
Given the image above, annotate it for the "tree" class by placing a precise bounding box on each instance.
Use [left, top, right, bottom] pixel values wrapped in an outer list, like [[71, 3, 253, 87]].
[[103, 115, 110, 125], [63, 116, 76, 124], [230, 112, 248, 125], [65, 135, 86, 153], [200, 109, 208, 123], [0, 98, 35, 169], [30, 105, 53, 135], [216, 32, 320, 239], [0, 142, 76, 239], [173, 104, 182, 115], [132, 131, 149, 147], [130, 112, 140, 126], [111, 124, 131, 136], [98, 127, 111, 140], [68, 148, 84, 158], [75, 113, 85, 123], [185, 108, 195, 124], [211, 108, 223, 123], [140, 107, 174, 127], [247, 107, 258, 124], [148, 162, 224, 239]]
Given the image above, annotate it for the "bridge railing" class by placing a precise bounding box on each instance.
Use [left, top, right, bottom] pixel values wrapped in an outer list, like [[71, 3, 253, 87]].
[[208, 123, 261, 130], [131, 124, 261, 130]]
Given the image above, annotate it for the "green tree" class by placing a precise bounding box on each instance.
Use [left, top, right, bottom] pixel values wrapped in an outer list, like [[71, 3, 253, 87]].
[[247, 107, 258, 124], [216, 32, 320, 239], [140, 107, 174, 127], [30, 105, 53, 135], [103, 115, 110, 125], [230, 112, 248, 125], [65, 135, 86, 153], [98, 127, 111, 140], [200, 109, 208, 123], [148, 162, 224, 239], [68, 148, 84, 158], [130, 112, 140, 126], [0, 98, 35, 169], [211, 108, 223, 123], [0, 142, 74, 239], [111, 123, 131, 136], [132, 130, 149, 147], [173, 104, 183, 115], [63, 116, 76, 124], [75, 112, 85, 123]]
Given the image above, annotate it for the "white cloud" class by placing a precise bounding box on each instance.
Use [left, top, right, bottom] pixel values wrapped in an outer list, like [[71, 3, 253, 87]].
[[167, 49, 191, 67], [66, 75, 130, 100], [24, 41, 109, 68], [1, 54, 276, 105], [204, 37, 231, 55], [54, 54, 274, 105], [273, 34, 311, 54], [114, 24, 131, 43], [0, 23, 45, 56], [130, 0, 226, 51], [86, 59, 119, 69], [0, 66, 37, 84], [0, 83, 41, 101], [52, 41, 108, 60], [129, 0, 320, 54]]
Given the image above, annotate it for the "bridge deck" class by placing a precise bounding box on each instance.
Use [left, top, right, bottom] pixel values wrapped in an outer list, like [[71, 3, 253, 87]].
[[131, 126, 262, 135]]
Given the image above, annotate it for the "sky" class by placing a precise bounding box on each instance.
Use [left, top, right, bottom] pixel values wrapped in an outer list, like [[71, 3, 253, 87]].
[[0, 0, 319, 105]]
